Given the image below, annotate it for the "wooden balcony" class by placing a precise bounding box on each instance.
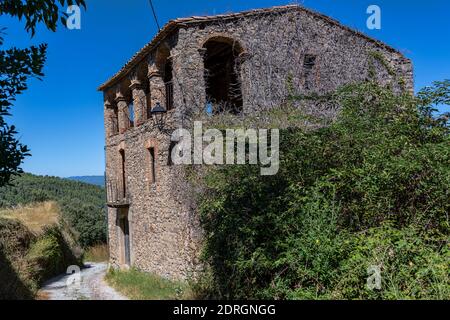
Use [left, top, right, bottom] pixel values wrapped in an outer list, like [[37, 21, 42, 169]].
[[106, 178, 130, 208]]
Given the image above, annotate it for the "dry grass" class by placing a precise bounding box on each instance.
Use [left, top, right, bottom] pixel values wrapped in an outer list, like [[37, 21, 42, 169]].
[[0, 201, 60, 235], [35, 291, 50, 300], [84, 244, 109, 262]]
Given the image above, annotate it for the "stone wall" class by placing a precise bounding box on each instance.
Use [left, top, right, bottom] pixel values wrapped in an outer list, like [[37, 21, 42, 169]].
[[171, 9, 412, 116], [105, 117, 202, 280], [103, 7, 413, 281]]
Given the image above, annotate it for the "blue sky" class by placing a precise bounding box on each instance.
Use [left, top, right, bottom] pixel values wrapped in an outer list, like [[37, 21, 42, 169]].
[[1, 0, 449, 177]]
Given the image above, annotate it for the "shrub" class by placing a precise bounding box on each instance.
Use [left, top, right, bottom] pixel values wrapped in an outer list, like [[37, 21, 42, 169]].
[[26, 226, 80, 285], [333, 224, 449, 300], [0, 218, 35, 299], [195, 81, 449, 299], [0, 218, 81, 299]]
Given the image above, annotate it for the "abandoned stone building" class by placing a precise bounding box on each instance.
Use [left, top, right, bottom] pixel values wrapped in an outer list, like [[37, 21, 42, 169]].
[[98, 5, 413, 280]]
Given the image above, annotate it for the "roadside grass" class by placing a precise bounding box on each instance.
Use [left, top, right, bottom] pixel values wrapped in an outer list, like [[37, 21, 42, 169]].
[[84, 244, 109, 262], [105, 268, 193, 300], [0, 201, 59, 234]]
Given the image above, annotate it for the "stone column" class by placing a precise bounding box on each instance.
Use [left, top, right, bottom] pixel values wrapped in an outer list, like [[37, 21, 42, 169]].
[[130, 79, 147, 126], [115, 90, 129, 134], [172, 44, 206, 114], [104, 99, 118, 138], [148, 64, 166, 109]]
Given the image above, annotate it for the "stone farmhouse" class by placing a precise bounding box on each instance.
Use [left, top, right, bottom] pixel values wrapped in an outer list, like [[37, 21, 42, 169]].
[[98, 5, 413, 280]]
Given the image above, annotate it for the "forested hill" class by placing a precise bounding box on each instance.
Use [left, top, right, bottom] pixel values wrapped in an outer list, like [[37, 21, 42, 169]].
[[0, 173, 106, 247]]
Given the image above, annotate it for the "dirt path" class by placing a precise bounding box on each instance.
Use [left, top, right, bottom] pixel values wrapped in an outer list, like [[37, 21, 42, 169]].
[[39, 262, 128, 300]]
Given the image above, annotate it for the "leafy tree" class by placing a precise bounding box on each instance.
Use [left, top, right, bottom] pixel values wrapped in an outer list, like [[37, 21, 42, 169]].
[[0, 0, 86, 187]]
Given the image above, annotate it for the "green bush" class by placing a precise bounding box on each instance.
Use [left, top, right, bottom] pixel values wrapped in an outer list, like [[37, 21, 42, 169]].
[[0, 218, 35, 299], [195, 81, 449, 299], [26, 226, 80, 285], [333, 224, 449, 300], [0, 219, 81, 299]]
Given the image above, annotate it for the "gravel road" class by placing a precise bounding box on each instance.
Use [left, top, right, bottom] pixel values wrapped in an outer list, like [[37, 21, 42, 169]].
[[39, 262, 128, 300]]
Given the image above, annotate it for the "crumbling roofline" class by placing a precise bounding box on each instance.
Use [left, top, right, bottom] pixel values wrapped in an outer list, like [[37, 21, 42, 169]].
[[98, 4, 408, 92]]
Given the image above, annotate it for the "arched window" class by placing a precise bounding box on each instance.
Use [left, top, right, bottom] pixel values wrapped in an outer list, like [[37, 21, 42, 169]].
[[155, 44, 174, 111], [203, 37, 243, 114]]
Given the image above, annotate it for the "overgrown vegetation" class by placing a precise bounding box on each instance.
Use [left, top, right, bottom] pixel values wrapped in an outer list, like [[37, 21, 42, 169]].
[[105, 268, 192, 300], [83, 244, 109, 263], [0, 173, 107, 247], [194, 81, 449, 300], [0, 215, 80, 299], [0, 174, 106, 300]]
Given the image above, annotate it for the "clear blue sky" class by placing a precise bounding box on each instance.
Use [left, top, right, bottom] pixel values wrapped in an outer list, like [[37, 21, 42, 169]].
[[1, 0, 449, 177]]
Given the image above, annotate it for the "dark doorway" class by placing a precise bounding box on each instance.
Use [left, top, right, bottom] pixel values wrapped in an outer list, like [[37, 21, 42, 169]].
[[120, 214, 131, 266], [203, 39, 243, 114]]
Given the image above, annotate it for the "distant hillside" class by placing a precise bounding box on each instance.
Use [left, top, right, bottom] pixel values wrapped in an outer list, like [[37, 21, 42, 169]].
[[0, 173, 106, 247], [67, 175, 105, 187]]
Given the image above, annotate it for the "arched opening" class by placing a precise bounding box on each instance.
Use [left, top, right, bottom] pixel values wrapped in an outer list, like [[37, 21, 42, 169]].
[[155, 44, 174, 111], [164, 59, 174, 110], [128, 100, 135, 128], [203, 38, 243, 114]]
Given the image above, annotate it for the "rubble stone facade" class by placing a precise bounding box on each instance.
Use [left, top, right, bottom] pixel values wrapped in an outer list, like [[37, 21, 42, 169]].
[[99, 5, 413, 280]]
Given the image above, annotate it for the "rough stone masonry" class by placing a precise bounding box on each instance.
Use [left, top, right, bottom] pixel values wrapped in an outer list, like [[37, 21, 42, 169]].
[[98, 5, 413, 280]]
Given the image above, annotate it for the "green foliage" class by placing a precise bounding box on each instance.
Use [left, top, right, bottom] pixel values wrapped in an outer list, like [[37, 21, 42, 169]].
[[0, 0, 86, 187], [334, 224, 449, 300], [26, 225, 79, 286], [0, 173, 107, 247], [0, 217, 81, 299], [0, 39, 39, 186], [195, 81, 450, 299], [0, 0, 86, 35], [0, 216, 35, 257], [0, 217, 35, 299], [368, 51, 396, 77], [106, 268, 191, 300]]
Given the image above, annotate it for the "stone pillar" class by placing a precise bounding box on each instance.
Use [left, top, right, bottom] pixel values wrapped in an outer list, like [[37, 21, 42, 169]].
[[115, 90, 129, 134], [148, 64, 166, 109], [172, 44, 206, 114], [104, 99, 118, 138], [130, 79, 147, 126]]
